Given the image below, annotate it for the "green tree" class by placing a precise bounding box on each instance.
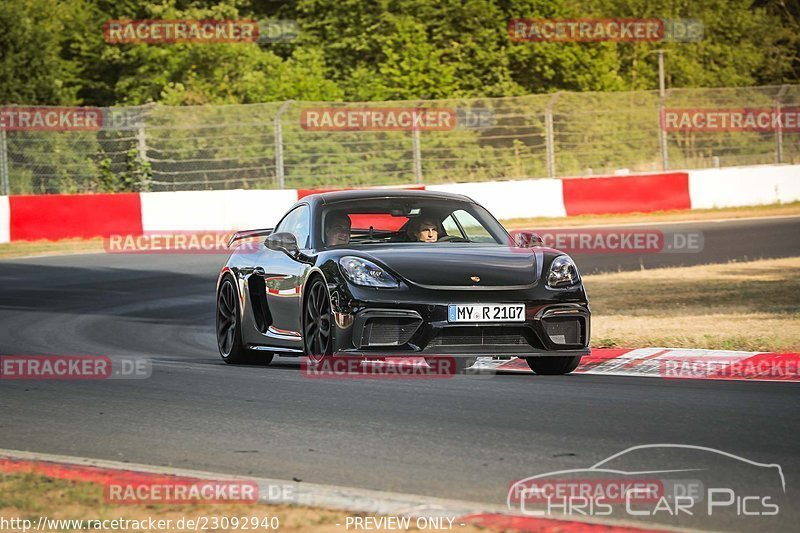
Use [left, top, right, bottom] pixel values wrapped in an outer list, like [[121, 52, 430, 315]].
[[0, 0, 82, 105]]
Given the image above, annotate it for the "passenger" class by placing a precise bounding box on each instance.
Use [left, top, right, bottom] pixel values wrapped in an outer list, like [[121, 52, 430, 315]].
[[325, 212, 352, 246]]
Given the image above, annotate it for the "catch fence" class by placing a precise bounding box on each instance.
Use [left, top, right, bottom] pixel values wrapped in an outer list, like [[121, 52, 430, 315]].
[[1, 84, 798, 194]]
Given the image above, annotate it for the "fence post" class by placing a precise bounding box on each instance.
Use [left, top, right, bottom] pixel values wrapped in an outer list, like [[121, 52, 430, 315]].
[[411, 100, 428, 184], [274, 100, 293, 189], [0, 128, 8, 196], [775, 85, 789, 164], [545, 92, 561, 178], [412, 126, 423, 184], [658, 50, 669, 170], [133, 103, 155, 192], [136, 124, 148, 190], [658, 104, 669, 170]]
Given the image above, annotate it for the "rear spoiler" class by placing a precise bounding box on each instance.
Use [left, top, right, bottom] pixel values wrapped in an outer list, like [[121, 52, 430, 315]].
[[227, 228, 273, 248]]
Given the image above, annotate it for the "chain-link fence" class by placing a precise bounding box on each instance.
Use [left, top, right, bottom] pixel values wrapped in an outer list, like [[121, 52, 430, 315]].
[[1, 84, 798, 194]]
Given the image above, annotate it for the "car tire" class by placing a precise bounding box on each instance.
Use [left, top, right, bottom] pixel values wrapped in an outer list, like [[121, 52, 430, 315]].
[[216, 276, 274, 365], [525, 355, 582, 375], [303, 277, 334, 363]]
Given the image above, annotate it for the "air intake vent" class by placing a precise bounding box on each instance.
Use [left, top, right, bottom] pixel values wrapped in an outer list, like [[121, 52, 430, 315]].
[[542, 317, 583, 345], [362, 317, 421, 347], [429, 327, 529, 346]]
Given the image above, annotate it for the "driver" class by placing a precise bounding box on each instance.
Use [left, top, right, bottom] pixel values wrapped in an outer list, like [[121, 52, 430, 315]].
[[325, 211, 351, 246], [410, 217, 439, 243]]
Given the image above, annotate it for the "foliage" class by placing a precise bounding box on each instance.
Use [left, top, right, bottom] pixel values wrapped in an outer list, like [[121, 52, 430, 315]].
[[0, 0, 797, 192]]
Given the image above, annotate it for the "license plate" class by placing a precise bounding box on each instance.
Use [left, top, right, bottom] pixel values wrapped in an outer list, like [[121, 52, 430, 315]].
[[448, 304, 525, 323]]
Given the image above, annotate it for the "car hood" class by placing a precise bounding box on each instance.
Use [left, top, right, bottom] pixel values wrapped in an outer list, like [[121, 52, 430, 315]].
[[356, 244, 538, 288]]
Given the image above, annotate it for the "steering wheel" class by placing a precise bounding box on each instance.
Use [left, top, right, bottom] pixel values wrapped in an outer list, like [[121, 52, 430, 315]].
[[437, 235, 469, 242]]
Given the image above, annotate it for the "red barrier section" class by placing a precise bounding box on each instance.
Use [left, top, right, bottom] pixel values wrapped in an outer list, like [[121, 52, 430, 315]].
[[350, 213, 407, 231], [562, 173, 691, 216], [296, 185, 425, 200], [9, 193, 143, 241]]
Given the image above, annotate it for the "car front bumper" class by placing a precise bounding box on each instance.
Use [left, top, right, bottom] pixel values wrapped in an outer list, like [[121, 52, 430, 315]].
[[329, 284, 591, 358]]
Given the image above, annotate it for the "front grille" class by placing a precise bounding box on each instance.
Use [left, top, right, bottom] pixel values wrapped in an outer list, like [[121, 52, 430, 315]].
[[542, 317, 583, 345], [362, 317, 420, 346], [429, 326, 529, 346]]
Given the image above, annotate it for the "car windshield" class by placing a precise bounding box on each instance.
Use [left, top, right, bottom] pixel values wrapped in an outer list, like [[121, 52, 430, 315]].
[[320, 197, 510, 248]]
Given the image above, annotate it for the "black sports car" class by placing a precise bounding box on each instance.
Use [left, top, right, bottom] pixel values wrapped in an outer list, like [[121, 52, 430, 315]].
[[215, 189, 590, 375]]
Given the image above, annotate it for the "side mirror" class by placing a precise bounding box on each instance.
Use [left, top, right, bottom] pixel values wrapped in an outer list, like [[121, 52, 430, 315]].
[[514, 231, 544, 248], [265, 232, 299, 256]]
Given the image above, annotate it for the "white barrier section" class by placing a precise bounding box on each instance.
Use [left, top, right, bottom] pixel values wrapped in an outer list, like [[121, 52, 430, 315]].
[[427, 179, 566, 219], [689, 165, 800, 209], [0, 196, 9, 243], [140, 189, 299, 232]]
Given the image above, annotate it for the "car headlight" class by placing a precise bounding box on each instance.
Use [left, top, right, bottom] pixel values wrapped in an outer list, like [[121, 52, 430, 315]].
[[547, 255, 580, 289], [339, 256, 399, 288]]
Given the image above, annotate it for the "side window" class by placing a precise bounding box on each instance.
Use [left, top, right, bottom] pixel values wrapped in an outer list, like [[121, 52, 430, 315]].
[[275, 205, 311, 249], [442, 215, 465, 239], [452, 209, 494, 242]]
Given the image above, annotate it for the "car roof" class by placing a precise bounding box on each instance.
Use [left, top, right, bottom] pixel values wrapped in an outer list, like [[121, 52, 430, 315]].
[[307, 188, 473, 205]]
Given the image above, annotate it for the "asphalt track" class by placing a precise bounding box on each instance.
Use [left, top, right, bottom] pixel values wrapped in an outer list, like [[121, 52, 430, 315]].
[[1, 216, 799, 532]]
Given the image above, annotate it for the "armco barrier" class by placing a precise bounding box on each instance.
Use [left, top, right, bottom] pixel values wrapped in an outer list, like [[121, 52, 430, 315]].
[[140, 190, 297, 232], [3, 165, 798, 242], [0, 196, 9, 244], [689, 165, 800, 209], [9, 193, 142, 241], [561, 172, 691, 216]]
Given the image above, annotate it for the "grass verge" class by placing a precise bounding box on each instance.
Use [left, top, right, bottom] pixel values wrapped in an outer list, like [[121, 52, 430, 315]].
[[585, 257, 800, 352], [0, 472, 492, 533], [0, 238, 105, 259], [504, 201, 800, 229]]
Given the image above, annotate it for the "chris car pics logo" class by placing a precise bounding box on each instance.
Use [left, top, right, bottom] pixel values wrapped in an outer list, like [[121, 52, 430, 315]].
[[508, 444, 784, 519]]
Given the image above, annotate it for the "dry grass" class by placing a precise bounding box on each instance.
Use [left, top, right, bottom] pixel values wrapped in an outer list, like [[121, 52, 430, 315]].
[[0, 472, 490, 533], [503, 201, 800, 229], [585, 257, 800, 352], [0, 238, 105, 259]]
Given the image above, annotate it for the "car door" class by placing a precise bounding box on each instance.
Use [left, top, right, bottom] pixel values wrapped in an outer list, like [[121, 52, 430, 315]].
[[259, 204, 312, 348]]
